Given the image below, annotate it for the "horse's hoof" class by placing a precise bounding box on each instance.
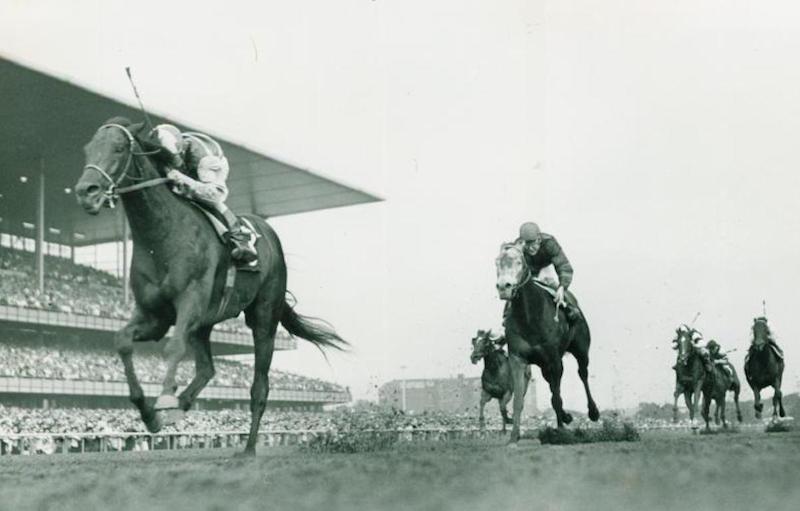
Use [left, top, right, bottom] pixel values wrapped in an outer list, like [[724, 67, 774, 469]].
[[589, 407, 600, 422], [156, 408, 185, 427], [506, 441, 519, 449], [562, 413, 573, 425], [154, 394, 180, 410], [145, 415, 162, 434], [755, 412, 762, 420]]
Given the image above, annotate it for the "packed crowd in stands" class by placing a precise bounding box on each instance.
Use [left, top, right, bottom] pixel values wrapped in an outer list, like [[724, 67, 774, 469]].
[[0, 343, 346, 393], [0, 406, 537, 435], [0, 246, 249, 333]]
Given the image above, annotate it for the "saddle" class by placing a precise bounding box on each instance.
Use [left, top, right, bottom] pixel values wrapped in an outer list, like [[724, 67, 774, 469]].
[[745, 342, 784, 363], [189, 203, 260, 272]]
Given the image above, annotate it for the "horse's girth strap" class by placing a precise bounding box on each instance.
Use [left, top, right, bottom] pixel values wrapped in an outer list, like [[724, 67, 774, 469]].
[[215, 265, 237, 321]]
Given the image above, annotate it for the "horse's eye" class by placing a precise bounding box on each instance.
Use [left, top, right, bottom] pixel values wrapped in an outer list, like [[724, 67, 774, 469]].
[[114, 146, 124, 153]]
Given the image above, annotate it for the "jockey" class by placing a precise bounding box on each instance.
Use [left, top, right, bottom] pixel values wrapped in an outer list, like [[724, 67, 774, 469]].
[[705, 340, 734, 377], [753, 316, 785, 360], [516, 222, 580, 321], [155, 124, 257, 263]]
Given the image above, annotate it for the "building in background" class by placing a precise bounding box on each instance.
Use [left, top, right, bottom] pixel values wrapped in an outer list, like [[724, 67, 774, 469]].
[[378, 374, 538, 416]]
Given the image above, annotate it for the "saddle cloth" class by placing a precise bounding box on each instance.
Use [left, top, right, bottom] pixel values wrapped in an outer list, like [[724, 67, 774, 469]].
[[189, 203, 260, 272]]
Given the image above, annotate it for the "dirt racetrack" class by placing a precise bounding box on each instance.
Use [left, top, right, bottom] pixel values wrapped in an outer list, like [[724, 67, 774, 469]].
[[2, 429, 798, 511]]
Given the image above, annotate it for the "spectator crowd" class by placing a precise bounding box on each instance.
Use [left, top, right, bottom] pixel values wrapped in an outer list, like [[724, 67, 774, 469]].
[[0, 246, 249, 333], [0, 343, 345, 393]]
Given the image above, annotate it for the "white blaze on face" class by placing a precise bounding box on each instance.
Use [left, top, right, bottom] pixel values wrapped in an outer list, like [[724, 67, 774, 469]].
[[495, 245, 525, 299]]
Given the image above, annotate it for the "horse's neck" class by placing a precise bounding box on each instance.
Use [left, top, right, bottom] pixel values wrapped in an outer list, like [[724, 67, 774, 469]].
[[483, 351, 505, 373], [121, 163, 189, 251], [513, 282, 548, 328]]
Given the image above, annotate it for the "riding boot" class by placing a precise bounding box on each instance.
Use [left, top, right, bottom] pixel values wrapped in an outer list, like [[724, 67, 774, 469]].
[[220, 208, 257, 264]]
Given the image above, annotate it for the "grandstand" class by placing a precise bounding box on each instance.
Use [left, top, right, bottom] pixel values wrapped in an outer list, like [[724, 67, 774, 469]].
[[0, 55, 381, 427]]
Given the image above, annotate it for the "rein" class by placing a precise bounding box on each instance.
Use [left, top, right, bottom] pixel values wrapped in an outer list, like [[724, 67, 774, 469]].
[[83, 123, 168, 208]]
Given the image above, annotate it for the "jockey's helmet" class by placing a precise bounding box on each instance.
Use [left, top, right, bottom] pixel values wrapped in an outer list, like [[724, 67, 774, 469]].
[[154, 124, 184, 155], [519, 222, 541, 242]]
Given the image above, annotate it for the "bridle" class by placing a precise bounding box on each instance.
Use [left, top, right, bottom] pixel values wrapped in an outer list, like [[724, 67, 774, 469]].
[[675, 328, 700, 366], [499, 244, 532, 299], [83, 123, 170, 208]]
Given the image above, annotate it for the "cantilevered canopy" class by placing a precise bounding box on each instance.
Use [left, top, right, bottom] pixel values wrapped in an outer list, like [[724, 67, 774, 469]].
[[0, 56, 381, 246]]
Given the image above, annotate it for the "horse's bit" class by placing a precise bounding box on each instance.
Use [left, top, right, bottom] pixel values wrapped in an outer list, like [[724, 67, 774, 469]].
[[83, 124, 169, 208]]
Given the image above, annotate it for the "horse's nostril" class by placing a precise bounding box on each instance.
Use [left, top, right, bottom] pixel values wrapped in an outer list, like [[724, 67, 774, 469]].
[[85, 185, 100, 196], [504, 283, 512, 288]]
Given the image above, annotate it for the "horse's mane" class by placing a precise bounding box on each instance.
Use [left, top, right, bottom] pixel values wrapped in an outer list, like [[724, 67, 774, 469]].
[[751, 318, 775, 344], [101, 116, 181, 173]]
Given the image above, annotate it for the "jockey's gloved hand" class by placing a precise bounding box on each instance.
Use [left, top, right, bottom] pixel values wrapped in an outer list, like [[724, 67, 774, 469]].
[[166, 169, 185, 183], [554, 286, 566, 306]]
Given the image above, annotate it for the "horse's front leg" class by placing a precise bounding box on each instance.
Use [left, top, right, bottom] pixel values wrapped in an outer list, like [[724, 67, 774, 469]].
[[507, 354, 527, 444], [177, 326, 215, 411], [673, 386, 682, 423], [774, 373, 785, 418], [752, 387, 763, 419], [478, 390, 490, 431], [690, 378, 704, 428], [546, 358, 570, 427], [116, 309, 171, 433], [499, 391, 513, 431], [156, 294, 203, 418]]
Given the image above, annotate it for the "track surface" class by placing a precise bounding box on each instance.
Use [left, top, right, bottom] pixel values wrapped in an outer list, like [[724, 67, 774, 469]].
[[2, 429, 798, 511]]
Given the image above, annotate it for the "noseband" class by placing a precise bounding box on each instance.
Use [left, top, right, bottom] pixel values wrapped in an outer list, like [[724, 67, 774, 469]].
[[83, 124, 169, 208], [500, 246, 532, 299]]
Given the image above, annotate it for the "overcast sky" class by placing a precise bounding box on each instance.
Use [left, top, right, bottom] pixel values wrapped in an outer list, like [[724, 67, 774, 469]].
[[2, 0, 799, 410]]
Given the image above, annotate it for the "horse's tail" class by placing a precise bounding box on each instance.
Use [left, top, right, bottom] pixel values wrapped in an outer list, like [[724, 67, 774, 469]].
[[280, 299, 349, 353]]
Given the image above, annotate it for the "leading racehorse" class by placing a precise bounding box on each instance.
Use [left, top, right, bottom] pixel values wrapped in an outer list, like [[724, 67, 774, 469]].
[[75, 118, 347, 456], [744, 317, 785, 420], [495, 242, 599, 443], [671, 325, 705, 427]]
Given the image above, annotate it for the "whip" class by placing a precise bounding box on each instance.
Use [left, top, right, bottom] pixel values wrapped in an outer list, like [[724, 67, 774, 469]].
[[125, 67, 154, 130]]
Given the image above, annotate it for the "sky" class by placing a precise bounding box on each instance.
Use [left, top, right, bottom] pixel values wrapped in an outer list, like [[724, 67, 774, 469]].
[[1, 0, 799, 410]]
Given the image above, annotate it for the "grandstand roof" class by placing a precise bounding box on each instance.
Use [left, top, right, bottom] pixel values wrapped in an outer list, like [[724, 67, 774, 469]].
[[0, 56, 381, 247]]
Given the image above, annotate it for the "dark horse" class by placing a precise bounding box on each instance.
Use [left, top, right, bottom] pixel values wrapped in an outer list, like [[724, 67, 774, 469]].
[[74, 118, 346, 456], [495, 242, 599, 443], [469, 329, 531, 432], [700, 354, 742, 431], [744, 317, 785, 420], [671, 325, 705, 427]]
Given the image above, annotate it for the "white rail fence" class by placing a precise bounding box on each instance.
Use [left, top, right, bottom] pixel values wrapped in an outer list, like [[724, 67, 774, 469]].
[[0, 423, 766, 456]]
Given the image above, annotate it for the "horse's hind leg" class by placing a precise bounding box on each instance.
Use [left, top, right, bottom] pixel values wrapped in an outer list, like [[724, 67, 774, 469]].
[[116, 309, 171, 433], [178, 326, 215, 412], [240, 300, 280, 456], [573, 349, 599, 422]]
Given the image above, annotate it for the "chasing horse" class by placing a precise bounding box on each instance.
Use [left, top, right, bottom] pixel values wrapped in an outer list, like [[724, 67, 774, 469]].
[[75, 118, 347, 456], [671, 324, 705, 426], [470, 329, 531, 432], [495, 223, 599, 444], [699, 339, 743, 431], [744, 316, 785, 420]]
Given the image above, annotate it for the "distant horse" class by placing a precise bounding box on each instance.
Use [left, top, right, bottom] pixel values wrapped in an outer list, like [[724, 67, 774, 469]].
[[744, 317, 785, 420], [470, 329, 531, 432], [75, 118, 346, 456], [671, 325, 705, 426], [700, 356, 743, 431], [495, 242, 599, 443]]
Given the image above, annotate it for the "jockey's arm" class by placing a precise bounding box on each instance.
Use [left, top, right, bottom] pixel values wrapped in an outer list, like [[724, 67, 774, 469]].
[[545, 238, 574, 290], [167, 169, 228, 204]]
